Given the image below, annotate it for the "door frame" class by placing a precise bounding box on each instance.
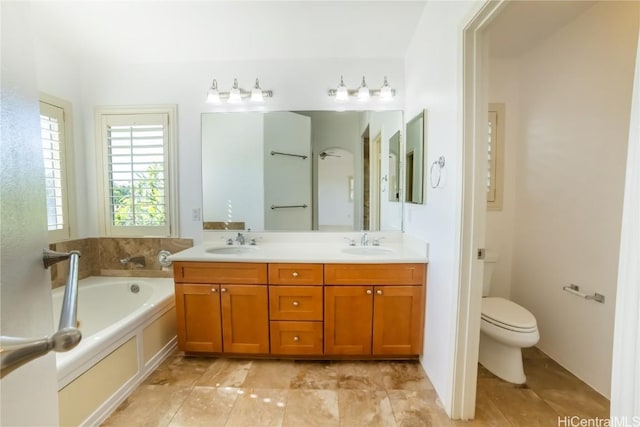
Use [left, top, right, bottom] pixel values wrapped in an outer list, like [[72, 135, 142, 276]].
[[451, 0, 508, 420]]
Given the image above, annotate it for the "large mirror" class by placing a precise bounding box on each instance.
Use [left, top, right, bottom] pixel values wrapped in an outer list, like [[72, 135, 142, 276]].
[[201, 111, 403, 231], [405, 110, 426, 204]]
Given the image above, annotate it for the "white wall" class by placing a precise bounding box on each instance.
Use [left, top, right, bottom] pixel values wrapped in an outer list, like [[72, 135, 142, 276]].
[[485, 59, 520, 299], [35, 36, 90, 238], [404, 0, 482, 415], [201, 113, 264, 230], [75, 59, 404, 243], [508, 2, 638, 397]]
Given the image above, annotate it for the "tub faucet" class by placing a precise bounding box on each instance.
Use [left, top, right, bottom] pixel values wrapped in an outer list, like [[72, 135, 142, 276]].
[[361, 232, 369, 246], [120, 256, 146, 268]]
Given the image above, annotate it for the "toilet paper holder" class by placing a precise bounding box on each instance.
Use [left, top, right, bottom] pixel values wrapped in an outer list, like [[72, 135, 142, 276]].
[[562, 284, 605, 304]]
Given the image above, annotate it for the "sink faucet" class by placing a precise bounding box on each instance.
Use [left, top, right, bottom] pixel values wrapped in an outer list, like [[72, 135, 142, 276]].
[[235, 232, 245, 245], [361, 232, 369, 246], [120, 255, 146, 268]]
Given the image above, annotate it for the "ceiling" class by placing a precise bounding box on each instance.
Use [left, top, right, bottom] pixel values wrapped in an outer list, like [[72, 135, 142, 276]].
[[31, 1, 427, 65]]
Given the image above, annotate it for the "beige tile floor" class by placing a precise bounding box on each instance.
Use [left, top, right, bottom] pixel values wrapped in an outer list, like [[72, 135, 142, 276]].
[[102, 347, 609, 426]]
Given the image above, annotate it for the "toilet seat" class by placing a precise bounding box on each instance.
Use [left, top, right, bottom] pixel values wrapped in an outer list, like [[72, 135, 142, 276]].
[[481, 297, 537, 333]]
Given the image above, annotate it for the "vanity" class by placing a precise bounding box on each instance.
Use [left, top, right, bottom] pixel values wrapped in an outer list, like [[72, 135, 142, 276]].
[[170, 233, 428, 359]]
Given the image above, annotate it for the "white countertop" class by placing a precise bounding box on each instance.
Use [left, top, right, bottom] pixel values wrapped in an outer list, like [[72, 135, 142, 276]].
[[169, 231, 428, 264]]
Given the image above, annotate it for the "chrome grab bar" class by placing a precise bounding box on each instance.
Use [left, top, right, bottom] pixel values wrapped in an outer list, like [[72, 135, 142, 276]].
[[0, 250, 82, 378]]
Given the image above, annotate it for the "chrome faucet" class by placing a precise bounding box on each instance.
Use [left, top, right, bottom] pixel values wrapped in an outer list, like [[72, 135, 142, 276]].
[[235, 232, 245, 245], [361, 232, 369, 246], [119, 255, 146, 268]]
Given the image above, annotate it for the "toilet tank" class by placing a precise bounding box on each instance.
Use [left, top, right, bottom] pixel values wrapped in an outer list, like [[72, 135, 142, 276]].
[[483, 250, 499, 297]]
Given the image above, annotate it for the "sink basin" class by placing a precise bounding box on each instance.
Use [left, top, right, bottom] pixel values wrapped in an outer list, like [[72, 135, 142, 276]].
[[206, 246, 258, 255], [341, 246, 395, 256]]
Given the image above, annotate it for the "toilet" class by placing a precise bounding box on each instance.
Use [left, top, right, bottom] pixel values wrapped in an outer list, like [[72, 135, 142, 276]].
[[479, 252, 539, 384]]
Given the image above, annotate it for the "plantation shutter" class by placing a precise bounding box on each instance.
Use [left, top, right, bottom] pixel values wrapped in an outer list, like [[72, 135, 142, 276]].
[[102, 113, 170, 237], [40, 101, 70, 241]]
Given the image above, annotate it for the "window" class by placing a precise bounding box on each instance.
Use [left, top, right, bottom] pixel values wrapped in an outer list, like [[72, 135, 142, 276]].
[[487, 103, 505, 210], [96, 106, 178, 237], [40, 95, 74, 242]]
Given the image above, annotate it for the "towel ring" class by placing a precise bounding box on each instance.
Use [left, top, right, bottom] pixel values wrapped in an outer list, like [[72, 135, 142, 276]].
[[430, 156, 445, 188]]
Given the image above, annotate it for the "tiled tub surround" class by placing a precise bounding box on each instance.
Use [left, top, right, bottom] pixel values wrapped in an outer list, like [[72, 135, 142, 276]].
[[50, 237, 193, 287], [54, 276, 176, 426]]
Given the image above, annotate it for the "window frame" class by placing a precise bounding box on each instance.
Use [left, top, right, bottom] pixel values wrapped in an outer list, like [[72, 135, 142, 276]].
[[40, 93, 76, 243], [487, 103, 505, 211], [95, 105, 179, 237]]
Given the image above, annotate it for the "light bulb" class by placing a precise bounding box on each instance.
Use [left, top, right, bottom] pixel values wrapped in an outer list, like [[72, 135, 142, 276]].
[[206, 79, 220, 103], [380, 76, 393, 101], [335, 76, 349, 102], [251, 78, 264, 103], [357, 76, 370, 101], [228, 78, 242, 104]]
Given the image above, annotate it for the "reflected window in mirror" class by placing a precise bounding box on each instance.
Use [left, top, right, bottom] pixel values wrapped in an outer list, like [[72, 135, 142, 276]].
[[40, 94, 75, 243], [201, 110, 404, 232], [405, 110, 426, 204]]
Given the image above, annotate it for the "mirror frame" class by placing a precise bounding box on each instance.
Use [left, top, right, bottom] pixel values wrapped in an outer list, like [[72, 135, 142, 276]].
[[405, 109, 427, 205]]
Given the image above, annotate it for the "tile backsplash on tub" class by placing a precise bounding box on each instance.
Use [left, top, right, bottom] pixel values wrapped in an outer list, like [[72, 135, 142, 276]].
[[50, 237, 193, 288]]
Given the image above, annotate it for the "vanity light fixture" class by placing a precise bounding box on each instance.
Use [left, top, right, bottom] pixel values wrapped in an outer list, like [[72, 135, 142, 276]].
[[206, 77, 273, 104], [328, 75, 396, 101], [357, 76, 370, 101]]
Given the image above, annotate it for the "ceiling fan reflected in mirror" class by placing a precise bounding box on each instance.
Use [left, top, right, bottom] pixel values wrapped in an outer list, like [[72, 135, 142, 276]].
[[319, 151, 342, 160]]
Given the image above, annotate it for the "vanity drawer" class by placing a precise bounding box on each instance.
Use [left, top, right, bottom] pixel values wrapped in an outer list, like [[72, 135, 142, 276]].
[[270, 321, 323, 355], [269, 286, 323, 321], [173, 262, 268, 284], [324, 263, 426, 285], [268, 263, 323, 285]]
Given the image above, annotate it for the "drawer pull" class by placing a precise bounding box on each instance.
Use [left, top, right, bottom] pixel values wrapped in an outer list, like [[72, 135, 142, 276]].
[[366, 289, 372, 295], [211, 288, 217, 293], [292, 272, 299, 277], [292, 301, 300, 307], [221, 287, 227, 293], [376, 289, 383, 295], [293, 336, 300, 342]]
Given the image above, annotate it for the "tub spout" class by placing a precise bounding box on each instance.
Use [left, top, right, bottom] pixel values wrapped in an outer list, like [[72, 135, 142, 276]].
[[120, 256, 146, 268]]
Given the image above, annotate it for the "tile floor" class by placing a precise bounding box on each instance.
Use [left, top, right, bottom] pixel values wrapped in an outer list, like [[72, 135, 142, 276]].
[[102, 347, 609, 426]]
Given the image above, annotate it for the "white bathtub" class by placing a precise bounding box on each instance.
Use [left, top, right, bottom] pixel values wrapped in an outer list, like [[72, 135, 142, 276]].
[[52, 276, 177, 426]]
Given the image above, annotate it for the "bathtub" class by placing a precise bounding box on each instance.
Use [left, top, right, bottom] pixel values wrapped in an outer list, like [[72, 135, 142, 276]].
[[52, 276, 177, 427]]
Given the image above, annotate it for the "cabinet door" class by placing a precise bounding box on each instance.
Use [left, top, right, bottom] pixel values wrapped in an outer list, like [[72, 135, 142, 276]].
[[220, 285, 269, 354], [324, 286, 373, 355], [372, 286, 423, 355], [175, 283, 222, 353]]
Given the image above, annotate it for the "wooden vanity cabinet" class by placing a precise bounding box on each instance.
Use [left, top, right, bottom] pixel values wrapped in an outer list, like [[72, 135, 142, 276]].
[[268, 263, 324, 355], [173, 262, 269, 354], [324, 263, 426, 356], [174, 261, 426, 358], [174, 283, 223, 353]]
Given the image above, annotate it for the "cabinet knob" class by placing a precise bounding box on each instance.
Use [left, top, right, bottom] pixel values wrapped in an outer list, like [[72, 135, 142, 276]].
[[366, 289, 373, 295], [292, 272, 299, 277], [221, 287, 227, 293], [293, 336, 300, 342], [211, 288, 217, 293], [292, 301, 300, 307], [376, 289, 383, 295]]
